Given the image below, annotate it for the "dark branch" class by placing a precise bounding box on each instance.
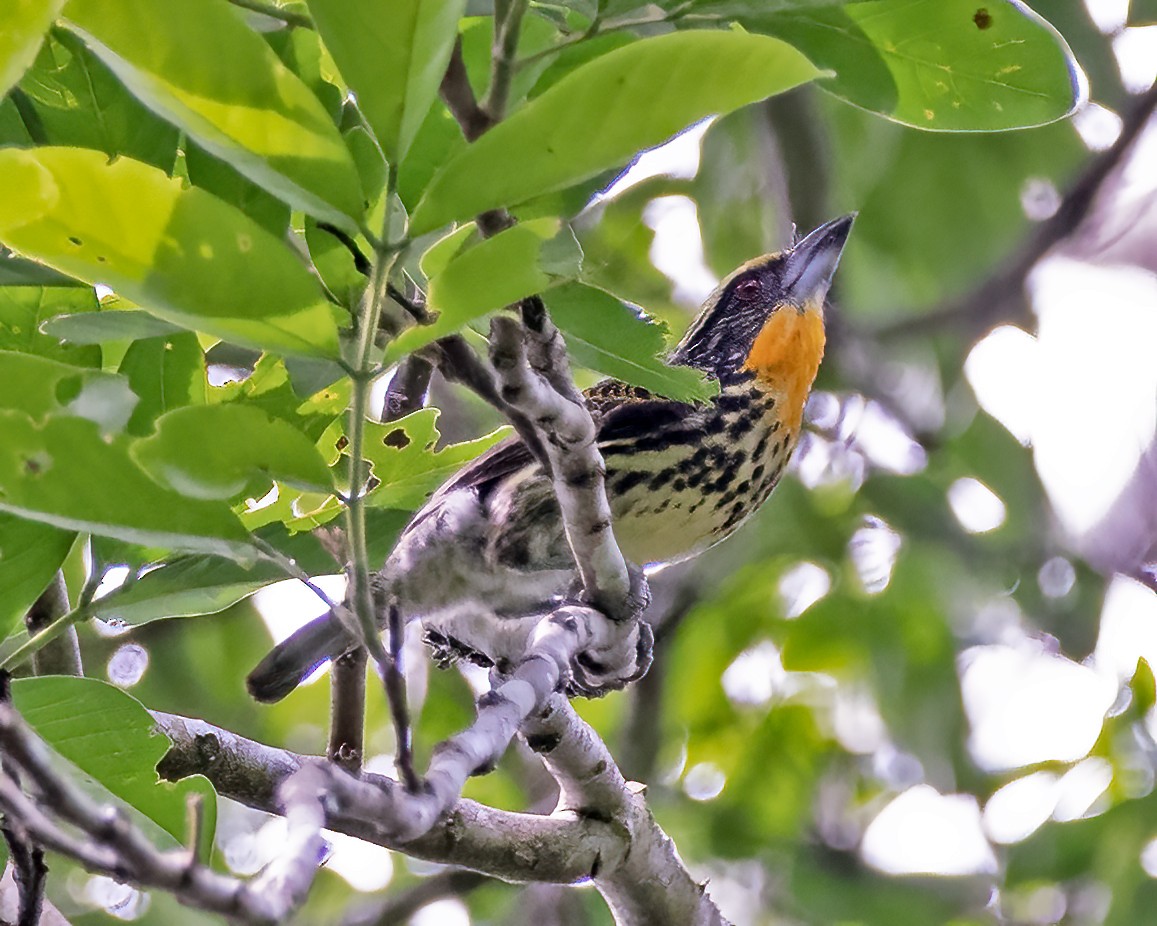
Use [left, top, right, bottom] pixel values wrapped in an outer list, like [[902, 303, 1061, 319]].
[[873, 83, 1157, 341], [24, 573, 81, 678], [440, 37, 492, 142]]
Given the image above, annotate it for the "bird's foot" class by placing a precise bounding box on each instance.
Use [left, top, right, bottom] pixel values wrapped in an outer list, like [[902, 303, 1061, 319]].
[[567, 617, 653, 698]]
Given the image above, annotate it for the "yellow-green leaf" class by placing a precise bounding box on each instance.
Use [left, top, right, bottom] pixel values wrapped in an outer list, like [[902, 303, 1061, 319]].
[[62, 0, 364, 227], [0, 148, 340, 358]]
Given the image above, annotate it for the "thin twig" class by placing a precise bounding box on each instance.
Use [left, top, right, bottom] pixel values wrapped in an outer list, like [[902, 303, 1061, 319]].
[[0, 823, 47, 926], [483, 0, 528, 123], [226, 0, 313, 28], [328, 353, 432, 776], [385, 603, 419, 791], [328, 647, 367, 773], [429, 334, 552, 471], [0, 606, 87, 673]]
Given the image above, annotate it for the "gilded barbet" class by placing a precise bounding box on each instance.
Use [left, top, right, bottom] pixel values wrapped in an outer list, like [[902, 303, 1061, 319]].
[[247, 215, 854, 702]]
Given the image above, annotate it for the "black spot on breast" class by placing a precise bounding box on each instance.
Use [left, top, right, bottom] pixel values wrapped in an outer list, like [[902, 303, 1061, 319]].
[[973, 8, 992, 29], [630, 429, 697, 452], [717, 392, 752, 413], [751, 464, 765, 483], [648, 468, 674, 491], [673, 477, 687, 492], [753, 434, 769, 459], [704, 415, 727, 436], [686, 468, 706, 489], [612, 470, 648, 494], [727, 417, 752, 441]]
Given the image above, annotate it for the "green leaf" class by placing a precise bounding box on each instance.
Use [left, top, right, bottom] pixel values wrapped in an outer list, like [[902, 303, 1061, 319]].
[[0, 246, 84, 287], [211, 353, 350, 443], [61, 0, 364, 228], [184, 139, 291, 237], [132, 404, 334, 501], [1129, 0, 1157, 26], [363, 408, 511, 511], [1133, 657, 1156, 714], [0, 285, 100, 366], [0, 348, 137, 432], [0, 410, 253, 555], [545, 283, 717, 403], [418, 223, 478, 279], [90, 527, 339, 625], [12, 676, 216, 854], [40, 308, 184, 344], [118, 332, 207, 436], [752, 0, 1083, 131], [307, 0, 467, 162], [0, 512, 74, 640], [409, 30, 821, 233], [397, 102, 466, 211], [0, 147, 341, 357], [304, 220, 367, 311], [0, 0, 67, 98], [385, 217, 579, 361], [18, 30, 179, 170]]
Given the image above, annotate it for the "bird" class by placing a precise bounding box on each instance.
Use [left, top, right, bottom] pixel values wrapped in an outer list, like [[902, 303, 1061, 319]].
[[247, 214, 854, 703]]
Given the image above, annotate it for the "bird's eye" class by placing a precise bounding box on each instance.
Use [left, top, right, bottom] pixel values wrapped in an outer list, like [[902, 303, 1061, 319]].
[[735, 278, 762, 299]]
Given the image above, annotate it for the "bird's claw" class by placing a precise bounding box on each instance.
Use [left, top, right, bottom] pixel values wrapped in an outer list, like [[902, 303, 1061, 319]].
[[566, 618, 654, 698]]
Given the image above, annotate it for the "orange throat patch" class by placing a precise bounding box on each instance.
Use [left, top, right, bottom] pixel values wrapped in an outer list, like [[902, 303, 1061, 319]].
[[742, 304, 826, 431]]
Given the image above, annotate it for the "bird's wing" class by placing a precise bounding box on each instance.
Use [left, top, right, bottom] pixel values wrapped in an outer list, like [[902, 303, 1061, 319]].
[[415, 379, 700, 510]]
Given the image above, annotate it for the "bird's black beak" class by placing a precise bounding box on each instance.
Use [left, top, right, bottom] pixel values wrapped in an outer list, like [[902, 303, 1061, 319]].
[[782, 214, 855, 307]]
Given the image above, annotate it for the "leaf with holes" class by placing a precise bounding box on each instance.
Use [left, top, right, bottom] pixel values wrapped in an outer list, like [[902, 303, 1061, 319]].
[[363, 408, 511, 511], [750, 0, 1083, 131], [0, 349, 138, 433]]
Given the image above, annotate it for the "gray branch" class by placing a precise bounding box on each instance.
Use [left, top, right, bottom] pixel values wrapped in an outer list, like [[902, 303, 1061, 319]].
[[153, 712, 623, 883], [489, 314, 642, 618], [524, 699, 730, 925]]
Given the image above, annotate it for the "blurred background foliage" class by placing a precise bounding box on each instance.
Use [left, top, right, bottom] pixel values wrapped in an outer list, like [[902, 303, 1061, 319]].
[[1, 0, 1157, 924]]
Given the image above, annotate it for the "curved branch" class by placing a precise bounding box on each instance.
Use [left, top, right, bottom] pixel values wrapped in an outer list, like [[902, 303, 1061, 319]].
[[152, 712, 624, 883]]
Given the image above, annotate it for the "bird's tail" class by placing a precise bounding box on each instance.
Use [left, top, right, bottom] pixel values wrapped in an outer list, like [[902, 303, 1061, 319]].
[[246, 612, 355, 703]]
